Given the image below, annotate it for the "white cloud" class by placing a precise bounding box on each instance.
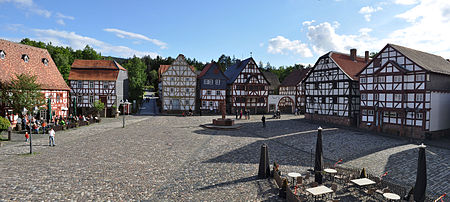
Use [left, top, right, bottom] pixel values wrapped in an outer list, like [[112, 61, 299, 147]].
[[56, 12, 74, 20], [0, 0, 51, 17], [267, 36, 313, 57], [104, 28, 167, 49], [394, 0, 419, 5], [305, 22, 380, 55], [359, 6, 383, 21], [302, 20, 315, 26], [259, 42, 264, 47], [33, 29, 159, 58], [56, 19, 65, 26]]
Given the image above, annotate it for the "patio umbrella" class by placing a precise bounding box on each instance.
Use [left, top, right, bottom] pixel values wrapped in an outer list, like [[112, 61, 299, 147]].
[[47, 98, 52, 123], [360, 168, 367, 178], [413, 144, 427, 202], [314, 126, 323, 184]]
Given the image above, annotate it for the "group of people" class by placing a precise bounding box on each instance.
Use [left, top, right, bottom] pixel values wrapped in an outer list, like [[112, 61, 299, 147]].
[[235, 109, 251, 120]]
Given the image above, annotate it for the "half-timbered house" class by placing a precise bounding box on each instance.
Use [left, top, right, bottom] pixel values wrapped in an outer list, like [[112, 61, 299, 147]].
[[197, 62, 228, 114], [224, 57, 270, 114], [357, 44, 450, 138], [159, 54, 197, 113], [0, 39, 70, 119], [305, 49, 369, 126], [279, 68, 311, 114], [68, 59, 129, 116]]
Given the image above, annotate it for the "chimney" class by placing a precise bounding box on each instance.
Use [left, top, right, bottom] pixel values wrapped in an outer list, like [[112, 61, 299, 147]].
[[365, 51, 369, 63], [350, 49, 357, 61]]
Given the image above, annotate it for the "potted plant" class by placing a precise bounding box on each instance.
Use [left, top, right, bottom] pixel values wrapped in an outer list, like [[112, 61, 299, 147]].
[[0, 117, 11, 139]]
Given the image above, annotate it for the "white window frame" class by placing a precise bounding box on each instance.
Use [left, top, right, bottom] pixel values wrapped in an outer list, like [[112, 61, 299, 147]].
[[394, 75, 402, 82], [368, 110, 374, 116], [89, 96, 94, 104], [89, 81, 94, 88], [216, 90, 221, 95], [416, 112, 423, 119], [360, 77, 366, 83], [206, 90, 211, 95], [77, 81, 83, 88], [394, 94, 402, 101], [416, 94, 424, 101], [416, 74, 425, 81], [215, 79, 221, 85]]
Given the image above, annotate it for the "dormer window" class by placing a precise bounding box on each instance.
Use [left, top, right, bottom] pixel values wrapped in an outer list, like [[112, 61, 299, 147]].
[[42, 58, 49, 66], [0, 50, 5, 59], [22, 54, 29, 63]]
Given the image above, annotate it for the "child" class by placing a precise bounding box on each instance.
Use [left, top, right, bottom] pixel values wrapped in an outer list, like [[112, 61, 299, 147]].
[[25, 132, 29, 142]]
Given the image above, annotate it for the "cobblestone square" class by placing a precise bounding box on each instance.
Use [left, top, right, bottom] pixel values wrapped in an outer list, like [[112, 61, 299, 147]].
[[0, 115, 448, 201]]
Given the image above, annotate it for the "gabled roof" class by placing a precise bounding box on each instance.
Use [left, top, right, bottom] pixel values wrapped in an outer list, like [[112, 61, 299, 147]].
[[0, 39, 70, 91], [329, 51, 369, 80], [224, 58, 253, 84], [389, 44, 450, 75], [280, 68, 311, 87], [68, 59, 125, 81], [262, 71, 280, 90], [198, 62, 228, 80], [71, 59, 126, 71]]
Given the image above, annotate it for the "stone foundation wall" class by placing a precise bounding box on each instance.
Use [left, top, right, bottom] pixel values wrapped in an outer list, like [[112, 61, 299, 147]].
[[305, 113, 352, 126]]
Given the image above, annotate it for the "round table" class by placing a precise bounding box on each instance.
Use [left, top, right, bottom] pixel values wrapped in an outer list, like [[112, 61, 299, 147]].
[[324, 168, 337, 181], [383, 193, 401, 201], [287, 172, 301, 185]]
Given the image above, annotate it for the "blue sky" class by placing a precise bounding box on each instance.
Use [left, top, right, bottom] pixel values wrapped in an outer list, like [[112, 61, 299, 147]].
[[1, 0, 449, 67]]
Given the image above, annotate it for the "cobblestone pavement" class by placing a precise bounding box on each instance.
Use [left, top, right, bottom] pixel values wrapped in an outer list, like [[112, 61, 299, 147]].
[[0, 115, 448, 201]]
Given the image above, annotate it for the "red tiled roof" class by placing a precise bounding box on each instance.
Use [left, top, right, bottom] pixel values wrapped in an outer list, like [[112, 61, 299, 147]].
[[71, 59, 126, 71], [158, 64, 196, 78], [68, 69, 119, 81], [330, 52, 369, 80], [0, 39, 70, 91], [280, 68, 311, 86]]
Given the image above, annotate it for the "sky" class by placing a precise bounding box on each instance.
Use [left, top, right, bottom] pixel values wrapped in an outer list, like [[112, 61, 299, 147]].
[[1, 0, 450, 67]]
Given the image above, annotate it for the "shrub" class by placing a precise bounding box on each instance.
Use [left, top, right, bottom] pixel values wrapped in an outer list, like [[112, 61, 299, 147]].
[[0, 117, 11, 131]]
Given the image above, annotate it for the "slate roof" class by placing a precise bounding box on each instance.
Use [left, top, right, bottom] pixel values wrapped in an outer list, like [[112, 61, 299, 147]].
[[0, 39, 70, 91], [198, 62, 228, 80], [280, 68, 311, 87], [389, 44, 450, 75], [223, 58, 252, 84], [262, 71, 280, 91], [329, 52, 369, 80], [68, 59, 125, 81]]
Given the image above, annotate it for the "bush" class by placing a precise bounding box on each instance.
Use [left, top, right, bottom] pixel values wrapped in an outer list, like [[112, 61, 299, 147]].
[[0, 117, 11, 131]]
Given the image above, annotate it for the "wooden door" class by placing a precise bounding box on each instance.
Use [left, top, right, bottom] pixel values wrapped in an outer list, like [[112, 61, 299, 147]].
[[100, 96, 107, 105]]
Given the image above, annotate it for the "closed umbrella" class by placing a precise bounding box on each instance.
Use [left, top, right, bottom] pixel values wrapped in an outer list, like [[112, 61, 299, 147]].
[[360, 168, 367, 178], [314, 126, 323, 184], [413, 143, 427, 202], [47, 98, 52, 123]]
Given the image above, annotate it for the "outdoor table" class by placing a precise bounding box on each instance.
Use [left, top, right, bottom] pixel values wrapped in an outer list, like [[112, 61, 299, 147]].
[[383, 193, 401, 201], [306, 185, 333, 200], [287, 172, 301, 186], [350, 178, 375, 186], [324, 168, 337, 181]]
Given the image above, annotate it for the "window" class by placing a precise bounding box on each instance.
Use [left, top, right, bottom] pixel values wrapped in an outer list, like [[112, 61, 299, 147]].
[[360, 77, 366, 83], [416, 94, 424, 101], [215, 79, 221, 85], [171, 78, 174, 81], [209, 101, 213, 106], [416, 113, 423, 119], [394, 94, 402, 101], [56, 94, 60, 103], [407, 112, 414, 118], [77, 96, 82, 103], [22, 54, 29, 63], [416, 74, 425, 81], [206, 90, 211, 95], [374, 94, 378, 100], [390, 111, 397, 118], [362, 110, 367, 115], [368, 110, 374, 115], [77, 81, 82, 88], [321, 97, 326, 103], [170, 88, 174, 93], [186, 100, 190, 105], [186, 88, 190, 93], [332, 82, 337, 89], [315, 83, 319, 89], [202, 101, 206, 106], [104, 83, 108, 89], [186, 78, 190, 81], [42, 58, 48, 66], [332, 97, 337, 104], [216, 91, 221, 95], [0, 50, 5, 59], [378, 76, 385, 83], [89, 81, 94, 88], [394, 75, 402, 82], [361, 94, 367, 100], [89, 96, 94, 103], [384, 111, 389, 117]]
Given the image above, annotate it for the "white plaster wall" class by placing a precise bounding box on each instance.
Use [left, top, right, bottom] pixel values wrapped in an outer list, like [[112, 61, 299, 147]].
[[430, 92, 450, 131]]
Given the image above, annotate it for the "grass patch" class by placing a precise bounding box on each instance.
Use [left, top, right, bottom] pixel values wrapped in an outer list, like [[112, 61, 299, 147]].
[[18, 152, 39, 156]]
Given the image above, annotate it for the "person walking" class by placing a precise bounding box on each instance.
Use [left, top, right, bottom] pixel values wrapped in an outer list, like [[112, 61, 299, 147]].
[[261, 115, 266, 128], [239, 109, 243, 119], [25, 132, 29, 142], [48, 127, 56, 146]]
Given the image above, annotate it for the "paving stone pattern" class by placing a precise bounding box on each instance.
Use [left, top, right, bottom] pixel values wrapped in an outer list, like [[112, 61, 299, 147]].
[[0, 115, 448, 201]]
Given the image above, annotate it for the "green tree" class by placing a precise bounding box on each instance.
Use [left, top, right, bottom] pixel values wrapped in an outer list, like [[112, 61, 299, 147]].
[[93, 100, 105, 116], [124, 56, 147, 101], [1, 74, 45, 114]]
